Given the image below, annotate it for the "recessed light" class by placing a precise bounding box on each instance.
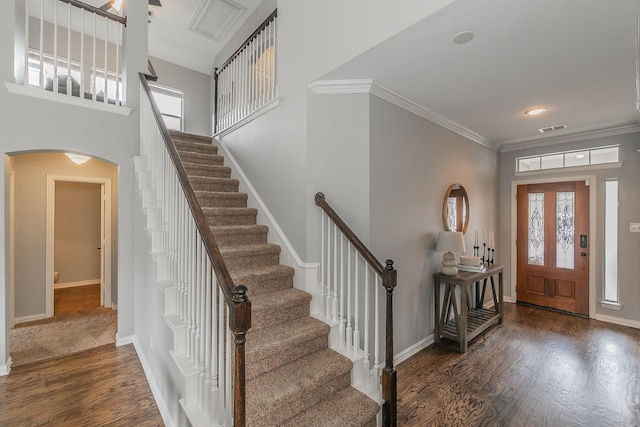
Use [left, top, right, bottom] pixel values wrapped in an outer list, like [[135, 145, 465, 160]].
[[524, 107, 548, 116], [453, 31, 474, 44]]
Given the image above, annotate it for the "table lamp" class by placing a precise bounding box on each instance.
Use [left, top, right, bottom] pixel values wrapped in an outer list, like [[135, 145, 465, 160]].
[[436, 231, 466, 275]]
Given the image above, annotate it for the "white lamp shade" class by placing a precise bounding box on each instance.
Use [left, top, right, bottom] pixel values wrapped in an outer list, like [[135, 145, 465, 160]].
[[436, 231, 466, 254]]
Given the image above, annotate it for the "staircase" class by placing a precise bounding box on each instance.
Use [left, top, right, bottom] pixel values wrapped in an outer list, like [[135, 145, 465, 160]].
[[170, 130, 380, 426]]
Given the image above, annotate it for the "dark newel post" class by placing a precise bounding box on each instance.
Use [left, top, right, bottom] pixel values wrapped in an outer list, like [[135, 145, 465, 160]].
[[230, 285, 251, 427], [213, 68, 219, 135], [381, 260, 397, 427]]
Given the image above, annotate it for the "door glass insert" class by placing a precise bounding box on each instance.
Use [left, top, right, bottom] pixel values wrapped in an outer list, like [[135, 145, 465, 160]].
[[556, 191, 575, 269], [528, 193, 544, 265]]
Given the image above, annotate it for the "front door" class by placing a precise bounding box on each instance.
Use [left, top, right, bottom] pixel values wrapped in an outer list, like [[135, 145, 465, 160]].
[[516, 181, 589, 315]]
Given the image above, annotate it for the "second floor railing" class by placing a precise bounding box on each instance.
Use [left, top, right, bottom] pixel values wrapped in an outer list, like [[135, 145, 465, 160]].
[[214, 10, 277, 133], [314, 192, 398, 426], [19, 0, 126, 106], [140, 73, 251, 426]]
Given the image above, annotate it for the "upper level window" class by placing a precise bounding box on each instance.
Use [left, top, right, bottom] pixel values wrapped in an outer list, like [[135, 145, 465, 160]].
[[150, 83, 184, 131], [517, 146, 619, 172]]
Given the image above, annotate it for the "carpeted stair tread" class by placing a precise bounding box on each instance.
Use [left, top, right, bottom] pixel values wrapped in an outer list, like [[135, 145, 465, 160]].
[[229, 264, 295, 296], [246, 348, 352, 425], [210, 224, 268, 247], [202, 207, 257, 226], [189, 176, 239, 192], [183, 162, 230, 178], [281, 386, 379, 427], [246, 316, 328, 364], [220, 243, 282, 272], [195, 191, 247, 208], [177, 151, 224, 165], [169, 129, 212, 143], [250, 288, 311, 331], [175, 141, 218, 156]]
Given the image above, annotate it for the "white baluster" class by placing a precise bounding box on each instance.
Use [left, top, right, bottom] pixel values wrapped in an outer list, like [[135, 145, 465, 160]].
[[66, 2, 71, 96], [346, 249, 353, 351], [320, 211, 326, 317], [353, 252, 360, 355], [333, 232, 340, 323], [340, 239, 348, 347], [325, 218, 331, 319], [23, 0, 29, 87], [115, 22, 120, 105], [374, 275, 380, 390], [39, 0, 44, 88], [225, 308, 232, 426], [92, 13, 96, 100], [80, 7, 85, 97], [53, 0, 58, 93], [363, 266, 371, 384], [103, 16, 108, 103]]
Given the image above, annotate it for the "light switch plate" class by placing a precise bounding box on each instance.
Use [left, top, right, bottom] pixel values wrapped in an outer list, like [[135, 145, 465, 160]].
[[631, 223, 640, 232]]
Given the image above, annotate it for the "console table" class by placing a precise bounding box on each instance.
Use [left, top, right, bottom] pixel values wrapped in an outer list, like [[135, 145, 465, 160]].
[[433, 264, 504, 353]]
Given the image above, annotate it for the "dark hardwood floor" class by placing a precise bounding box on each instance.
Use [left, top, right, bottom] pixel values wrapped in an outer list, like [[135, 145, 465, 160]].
[[0, 344, 164, 426], [398, 303, 640, 426], [54, 283, 101, 315]]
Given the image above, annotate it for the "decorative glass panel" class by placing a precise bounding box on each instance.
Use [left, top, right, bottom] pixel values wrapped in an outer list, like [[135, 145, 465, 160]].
[[447, 197, 457, 231], [528, 193, 544, 265], [556, 192, 575, 269], [541, 154, 564, 169]]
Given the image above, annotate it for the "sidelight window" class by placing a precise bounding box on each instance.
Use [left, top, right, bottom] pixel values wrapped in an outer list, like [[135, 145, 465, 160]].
[[603, 179, 619, 303]]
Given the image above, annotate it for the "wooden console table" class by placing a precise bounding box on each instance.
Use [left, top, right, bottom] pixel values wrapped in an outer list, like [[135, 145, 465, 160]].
[[433, 264, 504, 353]]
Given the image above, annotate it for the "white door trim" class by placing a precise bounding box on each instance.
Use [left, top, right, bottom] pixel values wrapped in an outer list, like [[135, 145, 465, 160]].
[[45, 175, 112, 317], [510, 174, 597, 318]]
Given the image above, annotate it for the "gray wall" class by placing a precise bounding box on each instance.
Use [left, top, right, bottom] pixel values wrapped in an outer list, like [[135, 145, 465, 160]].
[[54, 181, 101, 285], [369, 95, 499, 355], [499, 131, 640, 324], [150, 56, 211, 135]]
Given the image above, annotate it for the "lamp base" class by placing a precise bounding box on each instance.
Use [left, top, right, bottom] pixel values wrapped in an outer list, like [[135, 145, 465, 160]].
[[441, 251, 458, 276]]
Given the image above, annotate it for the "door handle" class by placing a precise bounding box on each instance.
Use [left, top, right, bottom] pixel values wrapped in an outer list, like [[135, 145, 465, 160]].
[[580, 252, 587, 257]]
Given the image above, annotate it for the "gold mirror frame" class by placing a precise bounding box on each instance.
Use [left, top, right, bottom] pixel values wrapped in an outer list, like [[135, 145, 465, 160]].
[[442, 183, 469, 234]]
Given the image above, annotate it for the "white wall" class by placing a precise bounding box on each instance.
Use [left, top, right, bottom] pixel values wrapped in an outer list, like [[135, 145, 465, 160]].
[[499, 132, 640, 325], [150, 56, 211, 135]]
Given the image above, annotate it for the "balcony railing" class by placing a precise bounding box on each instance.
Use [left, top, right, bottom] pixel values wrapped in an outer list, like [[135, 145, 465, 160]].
[[214, 10, 277, 134], [18, 0, 125, 106]]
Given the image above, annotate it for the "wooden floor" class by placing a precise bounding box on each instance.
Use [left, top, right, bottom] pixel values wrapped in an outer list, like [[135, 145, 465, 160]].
[[398, 303, 640, 426], [54, 283, 101, 315], [0, 344, 164, 426]]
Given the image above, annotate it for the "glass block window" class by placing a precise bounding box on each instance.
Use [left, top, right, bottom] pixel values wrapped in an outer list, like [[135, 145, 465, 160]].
[[528, 193, 544, 265], [516, 145, 619, 172], [556, 192, 575, 269]]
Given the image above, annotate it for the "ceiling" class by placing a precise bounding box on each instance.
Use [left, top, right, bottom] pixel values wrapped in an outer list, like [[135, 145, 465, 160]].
[[83, 0, 639, 150], [321, 0, 640, 150]]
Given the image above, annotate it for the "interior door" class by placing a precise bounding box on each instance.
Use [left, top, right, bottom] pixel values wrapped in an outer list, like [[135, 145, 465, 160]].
[[516, 181, 589, 315]]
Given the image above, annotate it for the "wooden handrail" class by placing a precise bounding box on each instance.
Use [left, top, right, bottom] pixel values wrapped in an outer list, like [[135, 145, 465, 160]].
[[314, 191, 397, 426], [58, 0, 127, 25], [139, 72, 250, 426], [314, 192, 384, 275]]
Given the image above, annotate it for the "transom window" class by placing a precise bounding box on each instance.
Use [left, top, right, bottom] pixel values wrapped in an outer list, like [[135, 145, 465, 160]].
[[517, 146, 619, 172]]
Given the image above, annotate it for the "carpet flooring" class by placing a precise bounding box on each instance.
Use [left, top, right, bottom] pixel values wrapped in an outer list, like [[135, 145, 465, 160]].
[[9, 308, 117, 367]]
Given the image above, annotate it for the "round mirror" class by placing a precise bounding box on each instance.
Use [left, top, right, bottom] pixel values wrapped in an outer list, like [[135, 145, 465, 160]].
[[443, 184, 469, 234]]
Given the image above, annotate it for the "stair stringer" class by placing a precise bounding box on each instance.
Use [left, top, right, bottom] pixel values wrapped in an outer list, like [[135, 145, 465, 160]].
[[215, 140, 384, 410]]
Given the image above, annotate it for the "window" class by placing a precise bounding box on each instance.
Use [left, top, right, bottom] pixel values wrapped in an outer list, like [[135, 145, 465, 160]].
[[517, 145, 619, 172], [603, 179, 619, 303], [150, 84, 184, 131]]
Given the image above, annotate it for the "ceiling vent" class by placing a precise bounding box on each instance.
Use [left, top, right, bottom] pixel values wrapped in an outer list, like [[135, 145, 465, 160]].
[[188, 0, 246, 42], [538, 124, 568, 133]]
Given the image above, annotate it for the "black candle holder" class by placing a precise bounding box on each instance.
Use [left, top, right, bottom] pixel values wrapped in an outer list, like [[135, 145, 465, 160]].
[[481, 243, 487, 264]]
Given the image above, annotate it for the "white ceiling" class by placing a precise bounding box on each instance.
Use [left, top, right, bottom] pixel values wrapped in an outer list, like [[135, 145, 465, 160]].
[[320, 0, 640, 149], [86, 0, 639, 150]]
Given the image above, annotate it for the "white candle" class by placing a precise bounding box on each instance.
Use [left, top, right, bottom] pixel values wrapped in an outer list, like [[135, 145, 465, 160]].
[[474, 231, 478, 246], [484, 227, 487, 244], [490, 231, 494, 248]]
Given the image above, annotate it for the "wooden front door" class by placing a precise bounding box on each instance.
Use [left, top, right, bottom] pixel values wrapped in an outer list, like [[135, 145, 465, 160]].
[[516, 181, 589, 315]]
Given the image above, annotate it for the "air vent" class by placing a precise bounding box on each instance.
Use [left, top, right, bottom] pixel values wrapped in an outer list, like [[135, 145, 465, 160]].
[[538, 124, 567, 133]]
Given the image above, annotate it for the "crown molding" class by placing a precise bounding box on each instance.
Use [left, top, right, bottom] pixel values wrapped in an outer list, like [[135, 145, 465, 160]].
[[308, 79, 496, 150], [499, 124, 640, 152]]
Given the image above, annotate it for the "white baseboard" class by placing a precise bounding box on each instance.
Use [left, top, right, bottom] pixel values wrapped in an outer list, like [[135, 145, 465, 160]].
[[14, 313, 46, 324], [54, 279, 100, 289], [133, 337, 176, 427], [115, 334, 134, 347], [0, 357, 12, 376], [594, 313, 640, 330], [394, 335, 434, 366]]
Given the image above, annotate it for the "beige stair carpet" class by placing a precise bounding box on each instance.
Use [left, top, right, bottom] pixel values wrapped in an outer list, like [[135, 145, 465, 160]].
[[171, 130, 379, 426]]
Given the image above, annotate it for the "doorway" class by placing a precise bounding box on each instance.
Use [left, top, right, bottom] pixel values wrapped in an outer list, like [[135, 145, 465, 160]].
[[516, 180, 590, 315], [45, 175, 112, 318]]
